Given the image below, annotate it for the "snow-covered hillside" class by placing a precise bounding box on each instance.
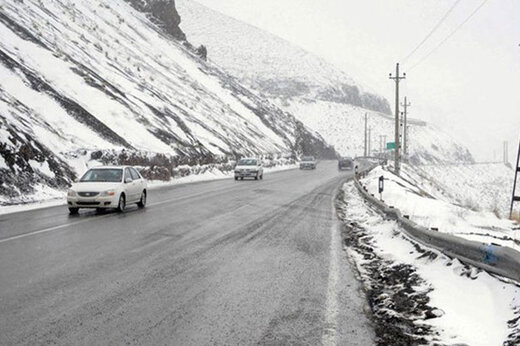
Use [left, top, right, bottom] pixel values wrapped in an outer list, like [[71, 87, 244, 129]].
[[361, 165, 519, 250], [278, 99, 473, 163], [412, 163, 515, 218], [177, 0, 474, 164], [175, 0, 390, 115], [0, 0, 333, 204]]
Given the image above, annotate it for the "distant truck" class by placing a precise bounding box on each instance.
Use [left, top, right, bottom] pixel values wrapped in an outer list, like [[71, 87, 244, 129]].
[[299, 156, 317, 170], [338, 157, 354, 171]]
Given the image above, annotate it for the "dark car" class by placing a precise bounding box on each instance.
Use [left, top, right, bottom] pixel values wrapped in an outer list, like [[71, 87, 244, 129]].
[[338, 157, 354, 170]]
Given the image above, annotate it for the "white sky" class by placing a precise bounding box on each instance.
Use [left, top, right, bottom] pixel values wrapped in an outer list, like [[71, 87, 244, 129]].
[[192, 0, 520, 161]]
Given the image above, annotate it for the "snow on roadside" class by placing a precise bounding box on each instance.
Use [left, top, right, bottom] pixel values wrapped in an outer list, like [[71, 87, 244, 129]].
[[338, 182, 520, 345], [146, 162, 297, 189], [360, 165, 519, 251]]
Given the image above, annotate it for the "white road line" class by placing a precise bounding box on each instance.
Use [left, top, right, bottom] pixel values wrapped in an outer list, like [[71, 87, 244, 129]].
[[0, 187, 234, 245], [322, 201, 341, 346], [0, 215, 110, 244], [0, 170, 306, 245]]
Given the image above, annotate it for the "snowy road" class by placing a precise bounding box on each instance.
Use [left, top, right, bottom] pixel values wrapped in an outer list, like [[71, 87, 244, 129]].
[[0, 161, 373, 345]]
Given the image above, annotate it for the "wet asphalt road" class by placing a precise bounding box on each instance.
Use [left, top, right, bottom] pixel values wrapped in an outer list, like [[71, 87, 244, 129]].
[[0, 161, 373, 345]]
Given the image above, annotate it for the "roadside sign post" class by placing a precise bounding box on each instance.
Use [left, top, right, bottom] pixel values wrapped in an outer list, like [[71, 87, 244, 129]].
[[378, 176, 384, 201], [510, 135, 520, 219], [386, 142, 395, 150]]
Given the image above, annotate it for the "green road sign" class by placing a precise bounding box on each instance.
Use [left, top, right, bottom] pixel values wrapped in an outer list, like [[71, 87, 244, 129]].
[[386, 142, 395, 149]]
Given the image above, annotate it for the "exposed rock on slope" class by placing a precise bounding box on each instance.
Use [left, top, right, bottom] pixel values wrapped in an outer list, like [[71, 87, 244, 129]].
[[177, 0, 474, 163], [176, 0, 390, 115], [124, 0, 186, 40], [0, 0, 333, 204]]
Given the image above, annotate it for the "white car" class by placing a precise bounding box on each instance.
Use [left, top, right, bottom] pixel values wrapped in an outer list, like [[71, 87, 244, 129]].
[[67, 166, 147, 214], [234, 158, 264, 180], [299, 156, 317, 170]]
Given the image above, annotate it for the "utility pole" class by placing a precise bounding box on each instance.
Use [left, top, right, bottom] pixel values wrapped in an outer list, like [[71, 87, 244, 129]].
[[368, 126, 372, 157], [504, 141, 509, 164], [389, 63, 406, 175], [510, 135, 520, 219], [401, 97, 411, 157], [406, 125, 410, 157], [379, 135, 384, 155], [383, 135, 387, 158], [364, 113, 368, 157]]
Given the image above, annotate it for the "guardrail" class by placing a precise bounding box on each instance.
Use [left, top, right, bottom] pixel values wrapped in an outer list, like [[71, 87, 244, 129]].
[[353, 167, 520, 283]]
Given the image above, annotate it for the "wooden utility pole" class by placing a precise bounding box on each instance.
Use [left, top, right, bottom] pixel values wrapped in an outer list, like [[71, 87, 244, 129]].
[[364, 113, 368, 157], [389, 63, 406, 175], [510, 136, 520, 219], [368, 126, 372, 157], [401, 97, 411, 157], [504, 141, 509, 164]]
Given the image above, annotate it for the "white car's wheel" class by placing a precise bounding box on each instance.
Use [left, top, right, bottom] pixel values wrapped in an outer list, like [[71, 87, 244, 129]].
[[116, 194, 126, 213], [137, 191, 146, 208], [68, 207, 79, 215]]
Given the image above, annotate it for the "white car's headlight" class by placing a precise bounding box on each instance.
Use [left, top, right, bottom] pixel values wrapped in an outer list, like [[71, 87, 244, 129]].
[[100, 190, 116, 197], [67, 189, 76, 197]]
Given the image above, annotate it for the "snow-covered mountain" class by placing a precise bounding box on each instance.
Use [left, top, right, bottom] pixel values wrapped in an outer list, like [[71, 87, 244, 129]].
[[0, 0, 334, 204], [176, 0, 474, 164]]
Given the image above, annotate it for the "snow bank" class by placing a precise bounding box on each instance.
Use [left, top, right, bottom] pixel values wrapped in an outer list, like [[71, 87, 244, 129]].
[[361, 165, 519, 251], [339, 182, 520, 345]]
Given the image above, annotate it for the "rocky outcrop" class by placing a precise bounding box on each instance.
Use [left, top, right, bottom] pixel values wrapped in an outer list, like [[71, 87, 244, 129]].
[[124, 0, 186, 40]]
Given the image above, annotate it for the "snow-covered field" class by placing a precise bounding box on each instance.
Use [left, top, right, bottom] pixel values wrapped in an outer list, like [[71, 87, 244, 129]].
[[361, 165, 519, 251], [338, 182, 520, 345]]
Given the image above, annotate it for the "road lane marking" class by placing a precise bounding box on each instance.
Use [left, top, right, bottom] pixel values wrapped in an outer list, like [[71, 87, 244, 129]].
[[0, 215, 111, 244], [322, 201, 341, 345], [0, 187, 233, 245], [0, 165, 342, 245]]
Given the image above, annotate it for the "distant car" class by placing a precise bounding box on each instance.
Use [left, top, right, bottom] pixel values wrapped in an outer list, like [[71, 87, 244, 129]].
[[234, 158, 264, 180], [67, 166, 147, 214], [338, 157, 354, 170], [299, 156, 317, 170]]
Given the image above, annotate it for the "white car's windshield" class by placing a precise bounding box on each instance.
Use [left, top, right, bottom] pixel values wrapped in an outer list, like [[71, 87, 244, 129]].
[[302, 156, 315, 161], [80, 168, 123, 182], [237, 159, 257, 166]]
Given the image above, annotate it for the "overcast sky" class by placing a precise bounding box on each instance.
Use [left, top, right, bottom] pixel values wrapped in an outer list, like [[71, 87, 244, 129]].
[[193, 0, 520, 161]]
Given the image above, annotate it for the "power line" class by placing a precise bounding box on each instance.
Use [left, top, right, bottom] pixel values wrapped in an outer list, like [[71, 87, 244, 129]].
[[401, 0, 462, 64], [408, 0, 490, 71]]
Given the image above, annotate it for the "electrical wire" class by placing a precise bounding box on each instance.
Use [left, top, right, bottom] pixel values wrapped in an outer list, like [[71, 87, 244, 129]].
[[408, 0, 490, 71], [401, 0, 462, 64]]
